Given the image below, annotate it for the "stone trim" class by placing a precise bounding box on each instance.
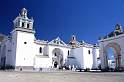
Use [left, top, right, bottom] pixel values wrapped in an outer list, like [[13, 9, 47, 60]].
[[11, 28, 35, 34]]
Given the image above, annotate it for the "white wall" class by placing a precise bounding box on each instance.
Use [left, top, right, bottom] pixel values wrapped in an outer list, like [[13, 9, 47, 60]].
[[34, 43, 45, 56], [33, 43, 50, 68], [68, 47, 84, 69], [0, 36, 14, 66], [34, 57, 51, 68], [92, 48, 100, 69], [15, 31, 35, 66], [83, 47, 93, 69], [68, 46, 99, 69], [10, 31, 18, 66], [5, 38, 12, 66]]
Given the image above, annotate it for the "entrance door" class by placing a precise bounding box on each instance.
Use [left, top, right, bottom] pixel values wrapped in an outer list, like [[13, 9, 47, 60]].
[[54, 61, 58, 68]]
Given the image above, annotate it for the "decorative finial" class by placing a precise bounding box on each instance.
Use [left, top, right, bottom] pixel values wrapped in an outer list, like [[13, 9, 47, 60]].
[[21, 8, 27, 17]]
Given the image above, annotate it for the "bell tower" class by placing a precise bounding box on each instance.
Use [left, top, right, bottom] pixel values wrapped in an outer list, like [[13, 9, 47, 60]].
[[13, 8, 34, 32], [11, 8, 35, 70]]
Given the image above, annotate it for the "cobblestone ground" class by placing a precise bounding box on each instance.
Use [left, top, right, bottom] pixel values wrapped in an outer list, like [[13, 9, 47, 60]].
[[0, 71, 124, 82]]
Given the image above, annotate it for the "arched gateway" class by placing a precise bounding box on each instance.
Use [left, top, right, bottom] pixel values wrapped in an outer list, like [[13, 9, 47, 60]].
[[99, 24, 124, 71], [52, 48, 63, 68]]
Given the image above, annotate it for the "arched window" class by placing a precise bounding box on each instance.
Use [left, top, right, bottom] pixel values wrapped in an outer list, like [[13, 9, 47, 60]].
[[27, 23, 30, 28], [88, 50, 90, 54], [22, 22, 24, 27], [54, 53, 57, 56], [39, 47, 42, 53], [68, 50, 70, 56]]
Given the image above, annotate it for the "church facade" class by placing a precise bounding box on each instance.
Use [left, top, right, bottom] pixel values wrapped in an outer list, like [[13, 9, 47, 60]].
[[0, 8, 99, 71]]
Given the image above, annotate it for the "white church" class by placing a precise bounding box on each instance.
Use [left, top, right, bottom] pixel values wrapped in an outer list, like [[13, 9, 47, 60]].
[[0, 8, 99, 71]]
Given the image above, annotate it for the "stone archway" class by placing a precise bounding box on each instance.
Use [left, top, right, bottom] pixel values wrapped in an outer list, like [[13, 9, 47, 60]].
[[103, 43, 121, 70], [99, 24, 124, 71], [100, 42, 123, 71], [52, 48, 63, 68]]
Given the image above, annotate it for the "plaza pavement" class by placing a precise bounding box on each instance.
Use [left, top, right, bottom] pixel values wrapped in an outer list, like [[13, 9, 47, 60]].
[[0, 71, 124, 82]]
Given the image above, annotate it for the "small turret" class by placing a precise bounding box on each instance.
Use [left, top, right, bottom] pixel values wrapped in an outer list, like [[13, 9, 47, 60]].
[[114, 24, 123, 33], [69, 35, 78, 48]]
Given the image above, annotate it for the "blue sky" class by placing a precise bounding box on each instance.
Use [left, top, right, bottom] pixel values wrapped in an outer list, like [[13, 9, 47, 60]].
[[0, 0, 124, 44], [107, 48, 115, 60]]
